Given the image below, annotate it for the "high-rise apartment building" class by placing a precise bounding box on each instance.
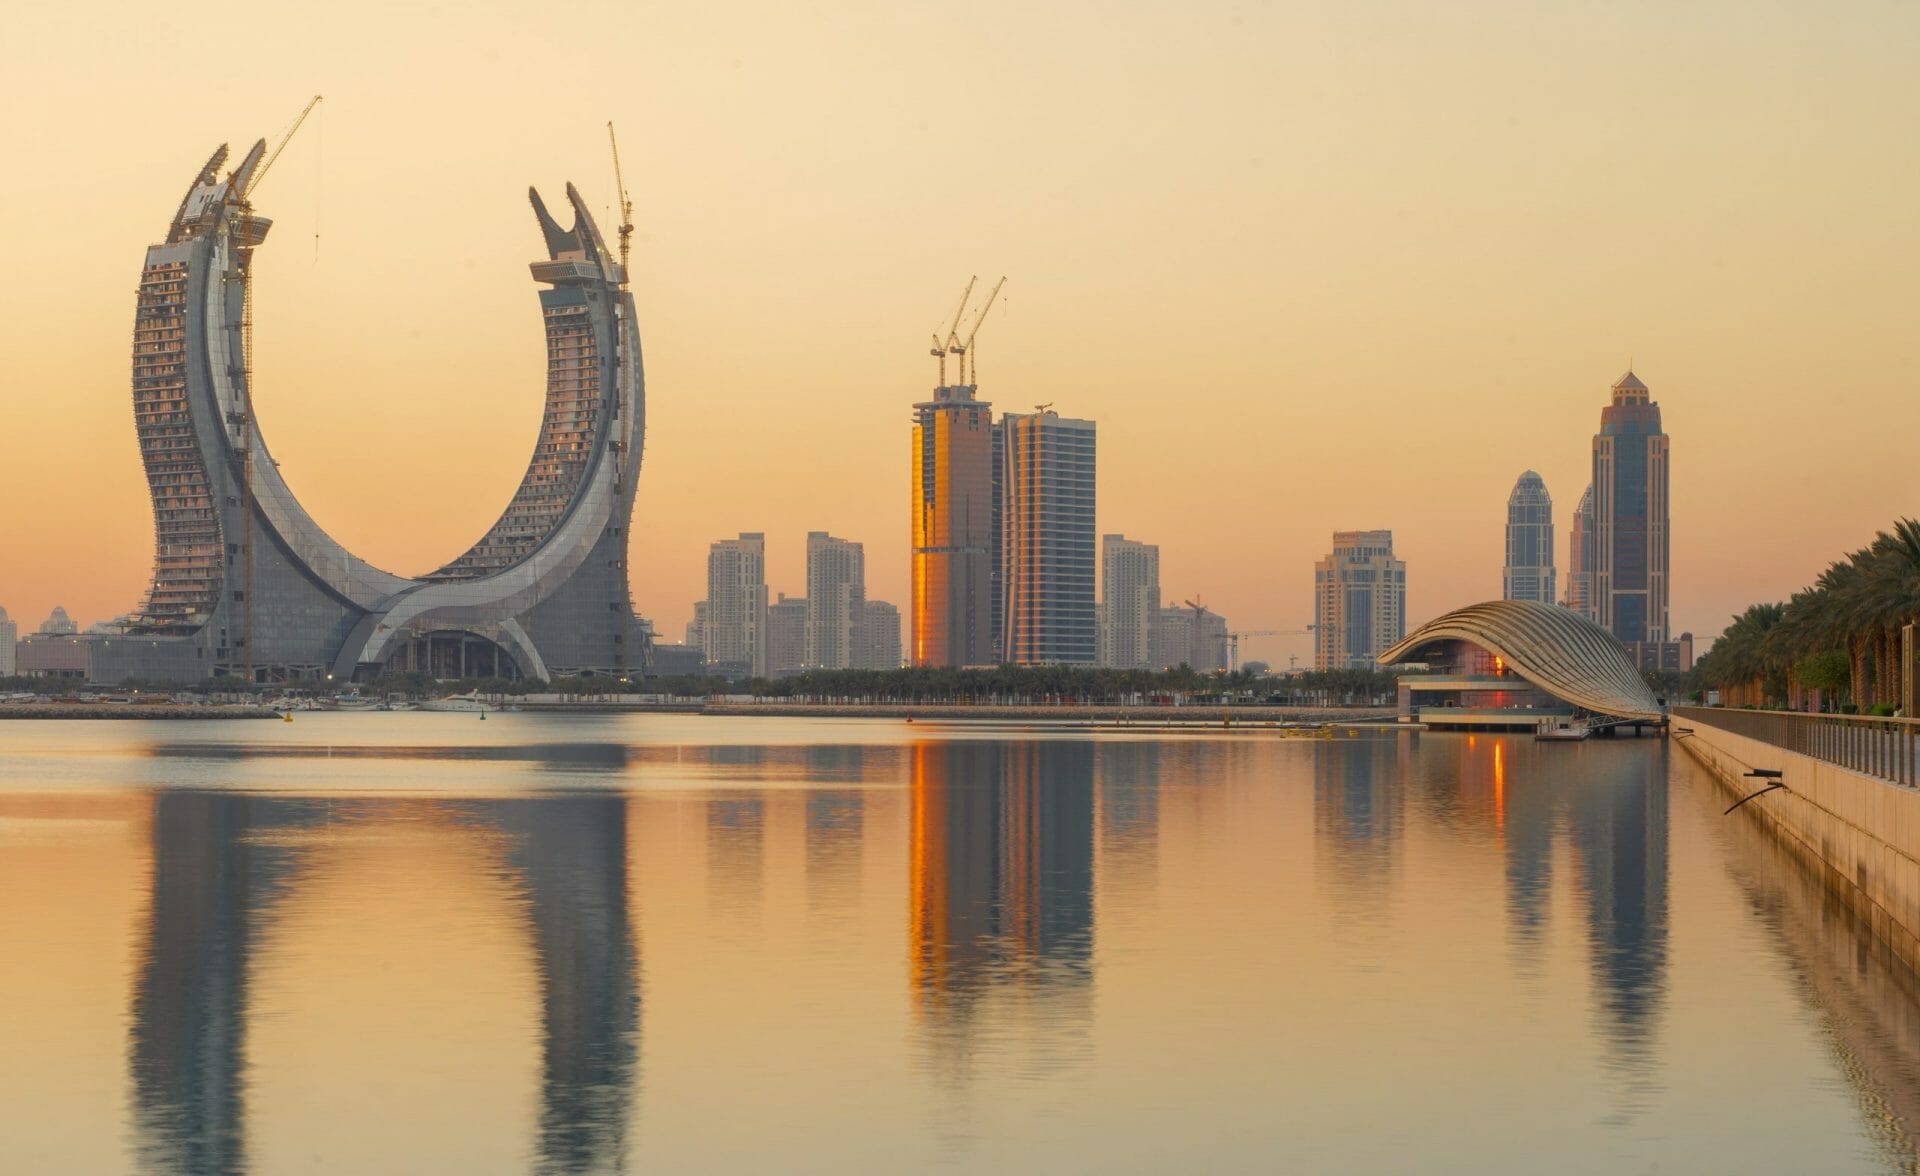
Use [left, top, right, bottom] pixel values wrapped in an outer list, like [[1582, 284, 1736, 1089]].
[[1099, 535, 1160, 669], [704, 533, 767, 677], [685, 602, 707, 650], [1564, 485, 1595, 618], [1000, 410, 1097, 665], [805, 532, 866, 671], [1151, 604, 1229, 672], [766, 593, 808, 679], [1502, 471, 1555, 605], [912, 385, 998, 667], [1591, 371, 1671, 644], [1314, 530, 1406, 670], [39, 606, 78, 636], [856, 601, 902, 671], [0, 607, 16, 677]]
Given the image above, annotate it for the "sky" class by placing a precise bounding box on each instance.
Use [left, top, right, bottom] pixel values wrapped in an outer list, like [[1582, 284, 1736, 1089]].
[[0, 0, 1915, 668]]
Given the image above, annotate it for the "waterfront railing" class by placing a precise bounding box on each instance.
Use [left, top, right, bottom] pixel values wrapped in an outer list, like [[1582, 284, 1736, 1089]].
[[1672, 706, 1920, 789]]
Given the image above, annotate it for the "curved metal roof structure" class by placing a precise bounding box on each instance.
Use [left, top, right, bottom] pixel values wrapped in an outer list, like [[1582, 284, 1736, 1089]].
[[1378, 599, 1663, 721]]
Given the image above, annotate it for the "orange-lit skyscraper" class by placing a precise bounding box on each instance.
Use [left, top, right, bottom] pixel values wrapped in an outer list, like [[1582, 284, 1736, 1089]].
[[911, 386, 997, 666]]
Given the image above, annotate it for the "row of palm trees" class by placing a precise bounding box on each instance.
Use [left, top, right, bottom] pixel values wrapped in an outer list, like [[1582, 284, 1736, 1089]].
[[750, 664, 1400, 706], [1695, 519, 1920, 712]]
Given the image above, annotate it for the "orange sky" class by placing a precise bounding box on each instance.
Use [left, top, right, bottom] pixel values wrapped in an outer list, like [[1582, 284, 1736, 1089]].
[[1, 0, 1914, 665]]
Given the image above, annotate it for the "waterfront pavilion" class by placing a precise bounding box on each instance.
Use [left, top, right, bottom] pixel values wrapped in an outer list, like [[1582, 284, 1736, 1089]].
[[1379, 599, 1663, 730]]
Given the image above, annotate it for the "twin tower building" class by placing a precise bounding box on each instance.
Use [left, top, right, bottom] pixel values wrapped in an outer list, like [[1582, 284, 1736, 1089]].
[[911, 385, 1097, 668], [1503, 371, 1688, 670]]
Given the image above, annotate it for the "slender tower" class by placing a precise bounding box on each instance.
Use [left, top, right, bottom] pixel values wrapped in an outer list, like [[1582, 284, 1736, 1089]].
[[1590, 371, 1670, 644], [1564, 484, 1595, 618], [1501, 472, 1556, 605], [910, 280, 1006, 668], [999, 409, 1097, 665]]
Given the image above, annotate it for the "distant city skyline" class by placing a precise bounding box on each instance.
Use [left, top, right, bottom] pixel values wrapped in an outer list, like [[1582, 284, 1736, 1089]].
[[4, 2, 1917, 667]]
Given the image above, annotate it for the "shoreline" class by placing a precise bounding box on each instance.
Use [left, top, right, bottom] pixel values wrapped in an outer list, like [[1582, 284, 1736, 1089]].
[[527, 701, 1399, 723], [0, 704, 284, 720]]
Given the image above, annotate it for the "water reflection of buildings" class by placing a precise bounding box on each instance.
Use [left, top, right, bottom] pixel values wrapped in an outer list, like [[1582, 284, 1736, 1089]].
[[1094, 742, 1160, 887], [1565, 748, 1669, 1067], [131, 795, 289, 1175], [500, 797, 640, 1174], [908, 740, 1095, 1054], [1312, 740, 1406, 916], [1463, 736, 1670, 1072], [129, 791, 640, 1175]]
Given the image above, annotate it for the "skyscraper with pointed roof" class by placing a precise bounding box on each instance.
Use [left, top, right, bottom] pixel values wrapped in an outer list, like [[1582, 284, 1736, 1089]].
[[1590, 370, 1670, 645], [1564, 484, 1596, 619]]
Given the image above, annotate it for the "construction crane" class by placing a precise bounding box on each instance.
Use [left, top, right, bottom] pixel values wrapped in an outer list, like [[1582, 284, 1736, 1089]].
[[607, 121, 635, 286], [951, 275, 1005, 386], [226, 94, 322, 686], [931, 276, 976, 386], [606, 123, 639, 673], [1227, 627, 1314, 673]]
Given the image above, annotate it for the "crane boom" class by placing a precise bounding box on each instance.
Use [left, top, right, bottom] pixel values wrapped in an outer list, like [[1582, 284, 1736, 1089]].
[[607, 121, 635, 285], [243, 94, 322, 199], [956, 275, 1005, 385], [933, 276, 976, 385]]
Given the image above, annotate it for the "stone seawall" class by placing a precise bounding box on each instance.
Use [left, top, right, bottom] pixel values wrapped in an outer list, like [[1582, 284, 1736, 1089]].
[[1678, 715, 1920, 976]]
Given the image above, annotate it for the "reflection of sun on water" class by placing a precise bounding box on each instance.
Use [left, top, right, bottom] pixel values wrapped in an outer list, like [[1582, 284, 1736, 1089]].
[[1494, 740, 1505, 833]]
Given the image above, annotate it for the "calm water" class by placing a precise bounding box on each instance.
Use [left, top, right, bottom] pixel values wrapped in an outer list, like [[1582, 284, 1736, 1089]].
[[5, 715, 1920, 1173]]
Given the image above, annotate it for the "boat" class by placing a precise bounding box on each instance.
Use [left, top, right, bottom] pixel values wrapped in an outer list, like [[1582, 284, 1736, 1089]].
[[419, 696, 493, 713], [1535, 718, 1591, 741]]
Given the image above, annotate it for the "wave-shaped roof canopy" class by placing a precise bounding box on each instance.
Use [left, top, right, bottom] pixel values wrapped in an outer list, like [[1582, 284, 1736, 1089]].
[[1379, 599, 1663, 721]]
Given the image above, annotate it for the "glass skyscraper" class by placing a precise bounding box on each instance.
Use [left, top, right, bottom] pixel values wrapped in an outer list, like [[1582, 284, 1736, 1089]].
[[911, 386, 997, 667], [1591, 371, 1671, 644], [1565, 484, 1595, 618], [999, 411, 1097, 665], [1502, 471, 1556, 604]]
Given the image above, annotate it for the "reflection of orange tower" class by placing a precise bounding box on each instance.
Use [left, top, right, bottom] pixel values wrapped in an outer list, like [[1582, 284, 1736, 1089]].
[[1000, 743, 1041, 963], [908, 741, 950, 998], [907, 741, 1095, 1014]]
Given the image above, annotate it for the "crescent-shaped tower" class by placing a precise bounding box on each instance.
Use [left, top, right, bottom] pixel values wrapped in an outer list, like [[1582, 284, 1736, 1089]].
[[97, 138, 647, 685]]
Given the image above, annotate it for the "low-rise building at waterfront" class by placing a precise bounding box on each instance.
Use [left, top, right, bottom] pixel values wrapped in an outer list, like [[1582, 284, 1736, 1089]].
[[648, 642, 706, 677], [15, 632, 89, 680], [1380, 599, 1662, 729]]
